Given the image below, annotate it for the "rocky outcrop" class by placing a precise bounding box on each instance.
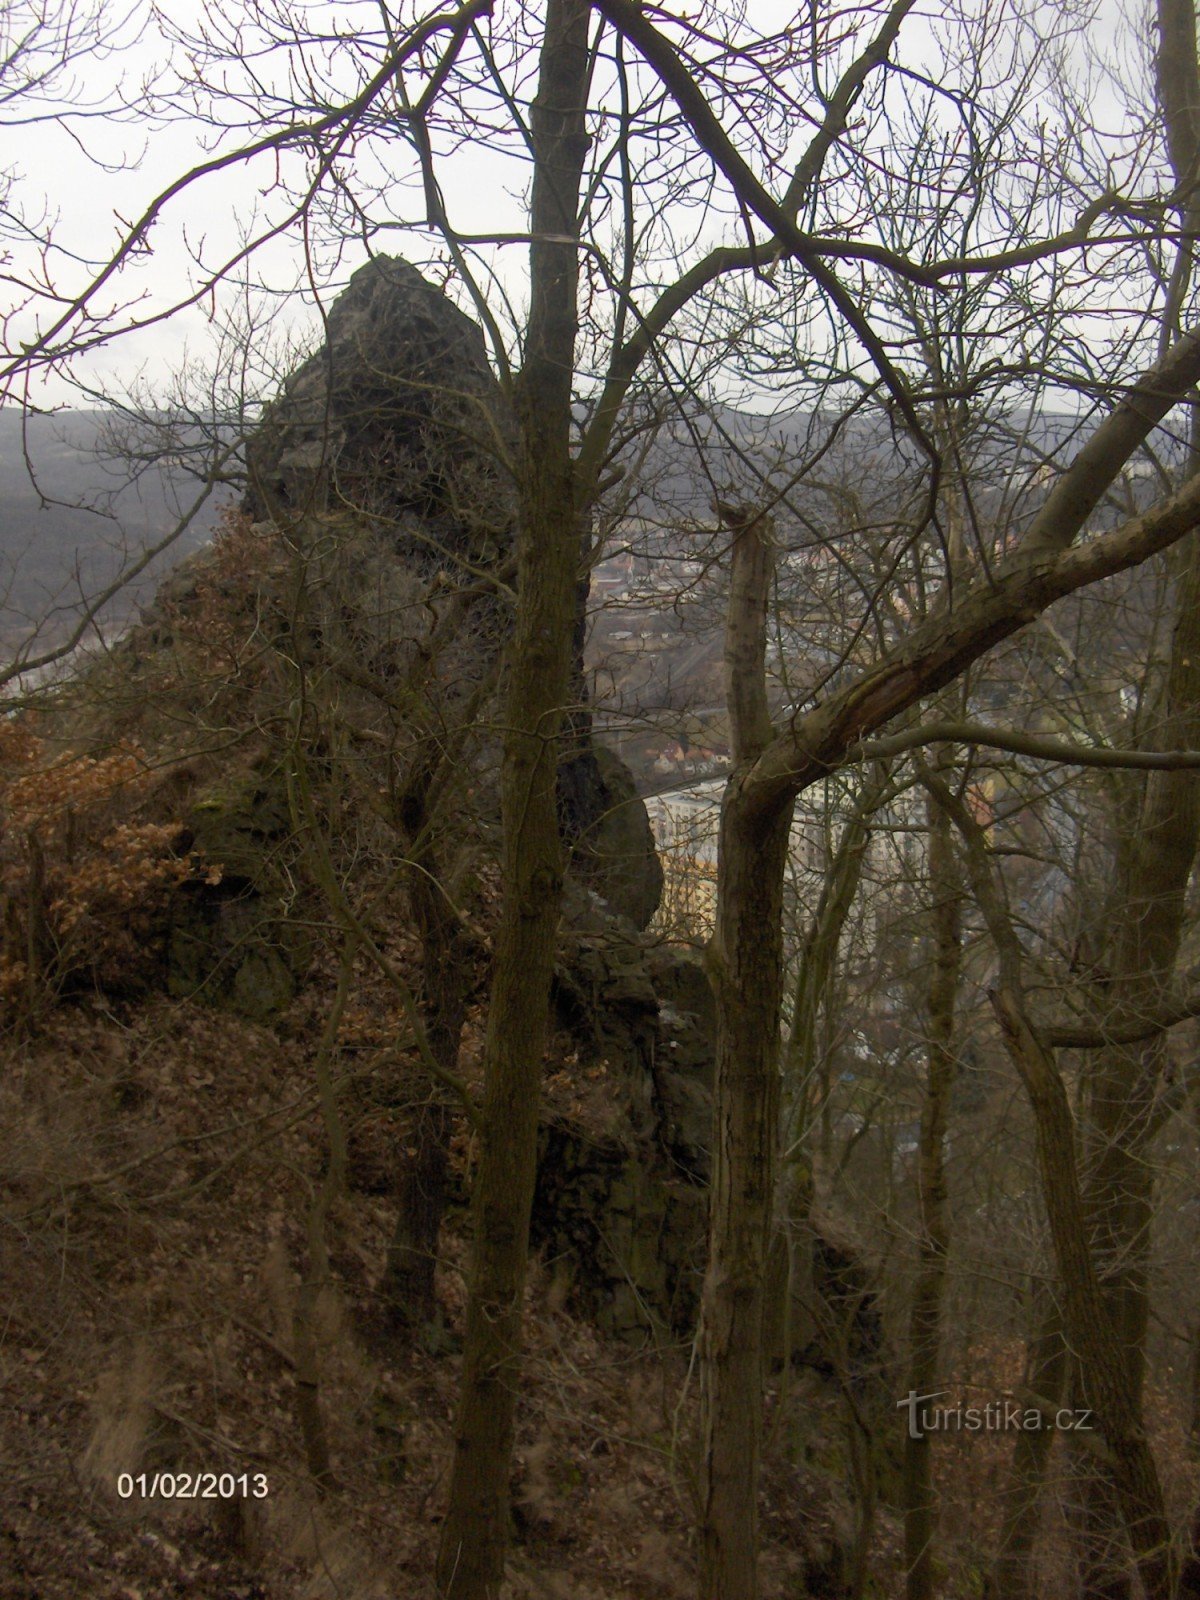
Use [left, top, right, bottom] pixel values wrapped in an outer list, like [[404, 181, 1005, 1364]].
[[535, 897, 712, 1340], [537, 893, 892, 1385], [243, 253, 661, 927], [562, 744, 665, 932], [243, 255, 514, 573], [108, 256, 659, 1022], [166, 761, 312, 1020]]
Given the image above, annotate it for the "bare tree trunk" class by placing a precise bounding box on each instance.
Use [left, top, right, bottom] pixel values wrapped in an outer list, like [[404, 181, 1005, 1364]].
[[930, 781, 1177, 1600], [1070, 519, 1200, 1595], [382, 782, 471, 1334], [904, 785, 961, 1600], [699, 507, 793, 1600], [990, 989, 1176, 1600], [701, 793, 791, 1600], [436, 6, 592, 1594], [985, 1287, 1067, 1600]]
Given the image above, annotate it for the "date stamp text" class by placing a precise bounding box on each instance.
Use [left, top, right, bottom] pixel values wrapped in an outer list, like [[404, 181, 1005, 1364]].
[[116, 1471, 269, 1500]]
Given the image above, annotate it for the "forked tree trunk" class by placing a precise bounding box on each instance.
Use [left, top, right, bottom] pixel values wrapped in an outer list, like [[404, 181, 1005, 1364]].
[[435, 5, 592, 1594]]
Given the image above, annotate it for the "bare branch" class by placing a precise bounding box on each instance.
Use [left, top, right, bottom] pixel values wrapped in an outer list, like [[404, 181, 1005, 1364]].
[[851, 720, 1200, 771]]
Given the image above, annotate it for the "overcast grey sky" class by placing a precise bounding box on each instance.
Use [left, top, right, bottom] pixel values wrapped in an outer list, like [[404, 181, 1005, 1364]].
[[2, 0, 1152, 412]]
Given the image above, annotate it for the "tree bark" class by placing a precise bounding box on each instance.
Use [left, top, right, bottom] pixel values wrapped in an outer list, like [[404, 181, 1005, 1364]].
[[382, 785, 469, 1332], [436, 5, 592, 1594], [1070, 530, 1200, 1600], [990, 987, 1176, 1600], [904, 786, 961, 1600], [699, 508, 793, 1600], [1072, 12, 1200, 1580], [985, 1287, 1067, 1600]]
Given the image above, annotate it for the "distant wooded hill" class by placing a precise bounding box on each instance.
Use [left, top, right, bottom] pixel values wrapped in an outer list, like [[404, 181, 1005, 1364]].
[[0, 410, 233, 660], [0, 400, 1144, 672]]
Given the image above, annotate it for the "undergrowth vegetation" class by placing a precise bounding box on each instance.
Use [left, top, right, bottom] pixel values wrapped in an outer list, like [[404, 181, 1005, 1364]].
[[0, 727, 219, 1023]]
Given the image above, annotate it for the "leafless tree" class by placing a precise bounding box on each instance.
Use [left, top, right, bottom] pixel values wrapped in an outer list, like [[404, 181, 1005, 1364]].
[[15, 3, 1200, 1598]]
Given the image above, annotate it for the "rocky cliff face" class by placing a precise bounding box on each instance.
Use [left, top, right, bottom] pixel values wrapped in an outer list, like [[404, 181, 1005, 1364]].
[[234, 257, 692, 1329], [535, 889, 713, 1340]]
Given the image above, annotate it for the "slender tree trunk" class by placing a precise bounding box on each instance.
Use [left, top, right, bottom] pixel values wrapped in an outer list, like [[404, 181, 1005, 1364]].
[[985, 1288, 1067, 1600], [1082, 521, 1200, 1401], [700, 791, 791, 1600], [699, 507, 792, 1600], [990, 987, 1176, 1600], [436, 6, 592, 1594], [1075, 333, 1200, 1600], [383, 785, 471, 1333], [1072, 517, 1200, 1595], [904, 787, 961, 1600], [933, 787, 1177, 1600]]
